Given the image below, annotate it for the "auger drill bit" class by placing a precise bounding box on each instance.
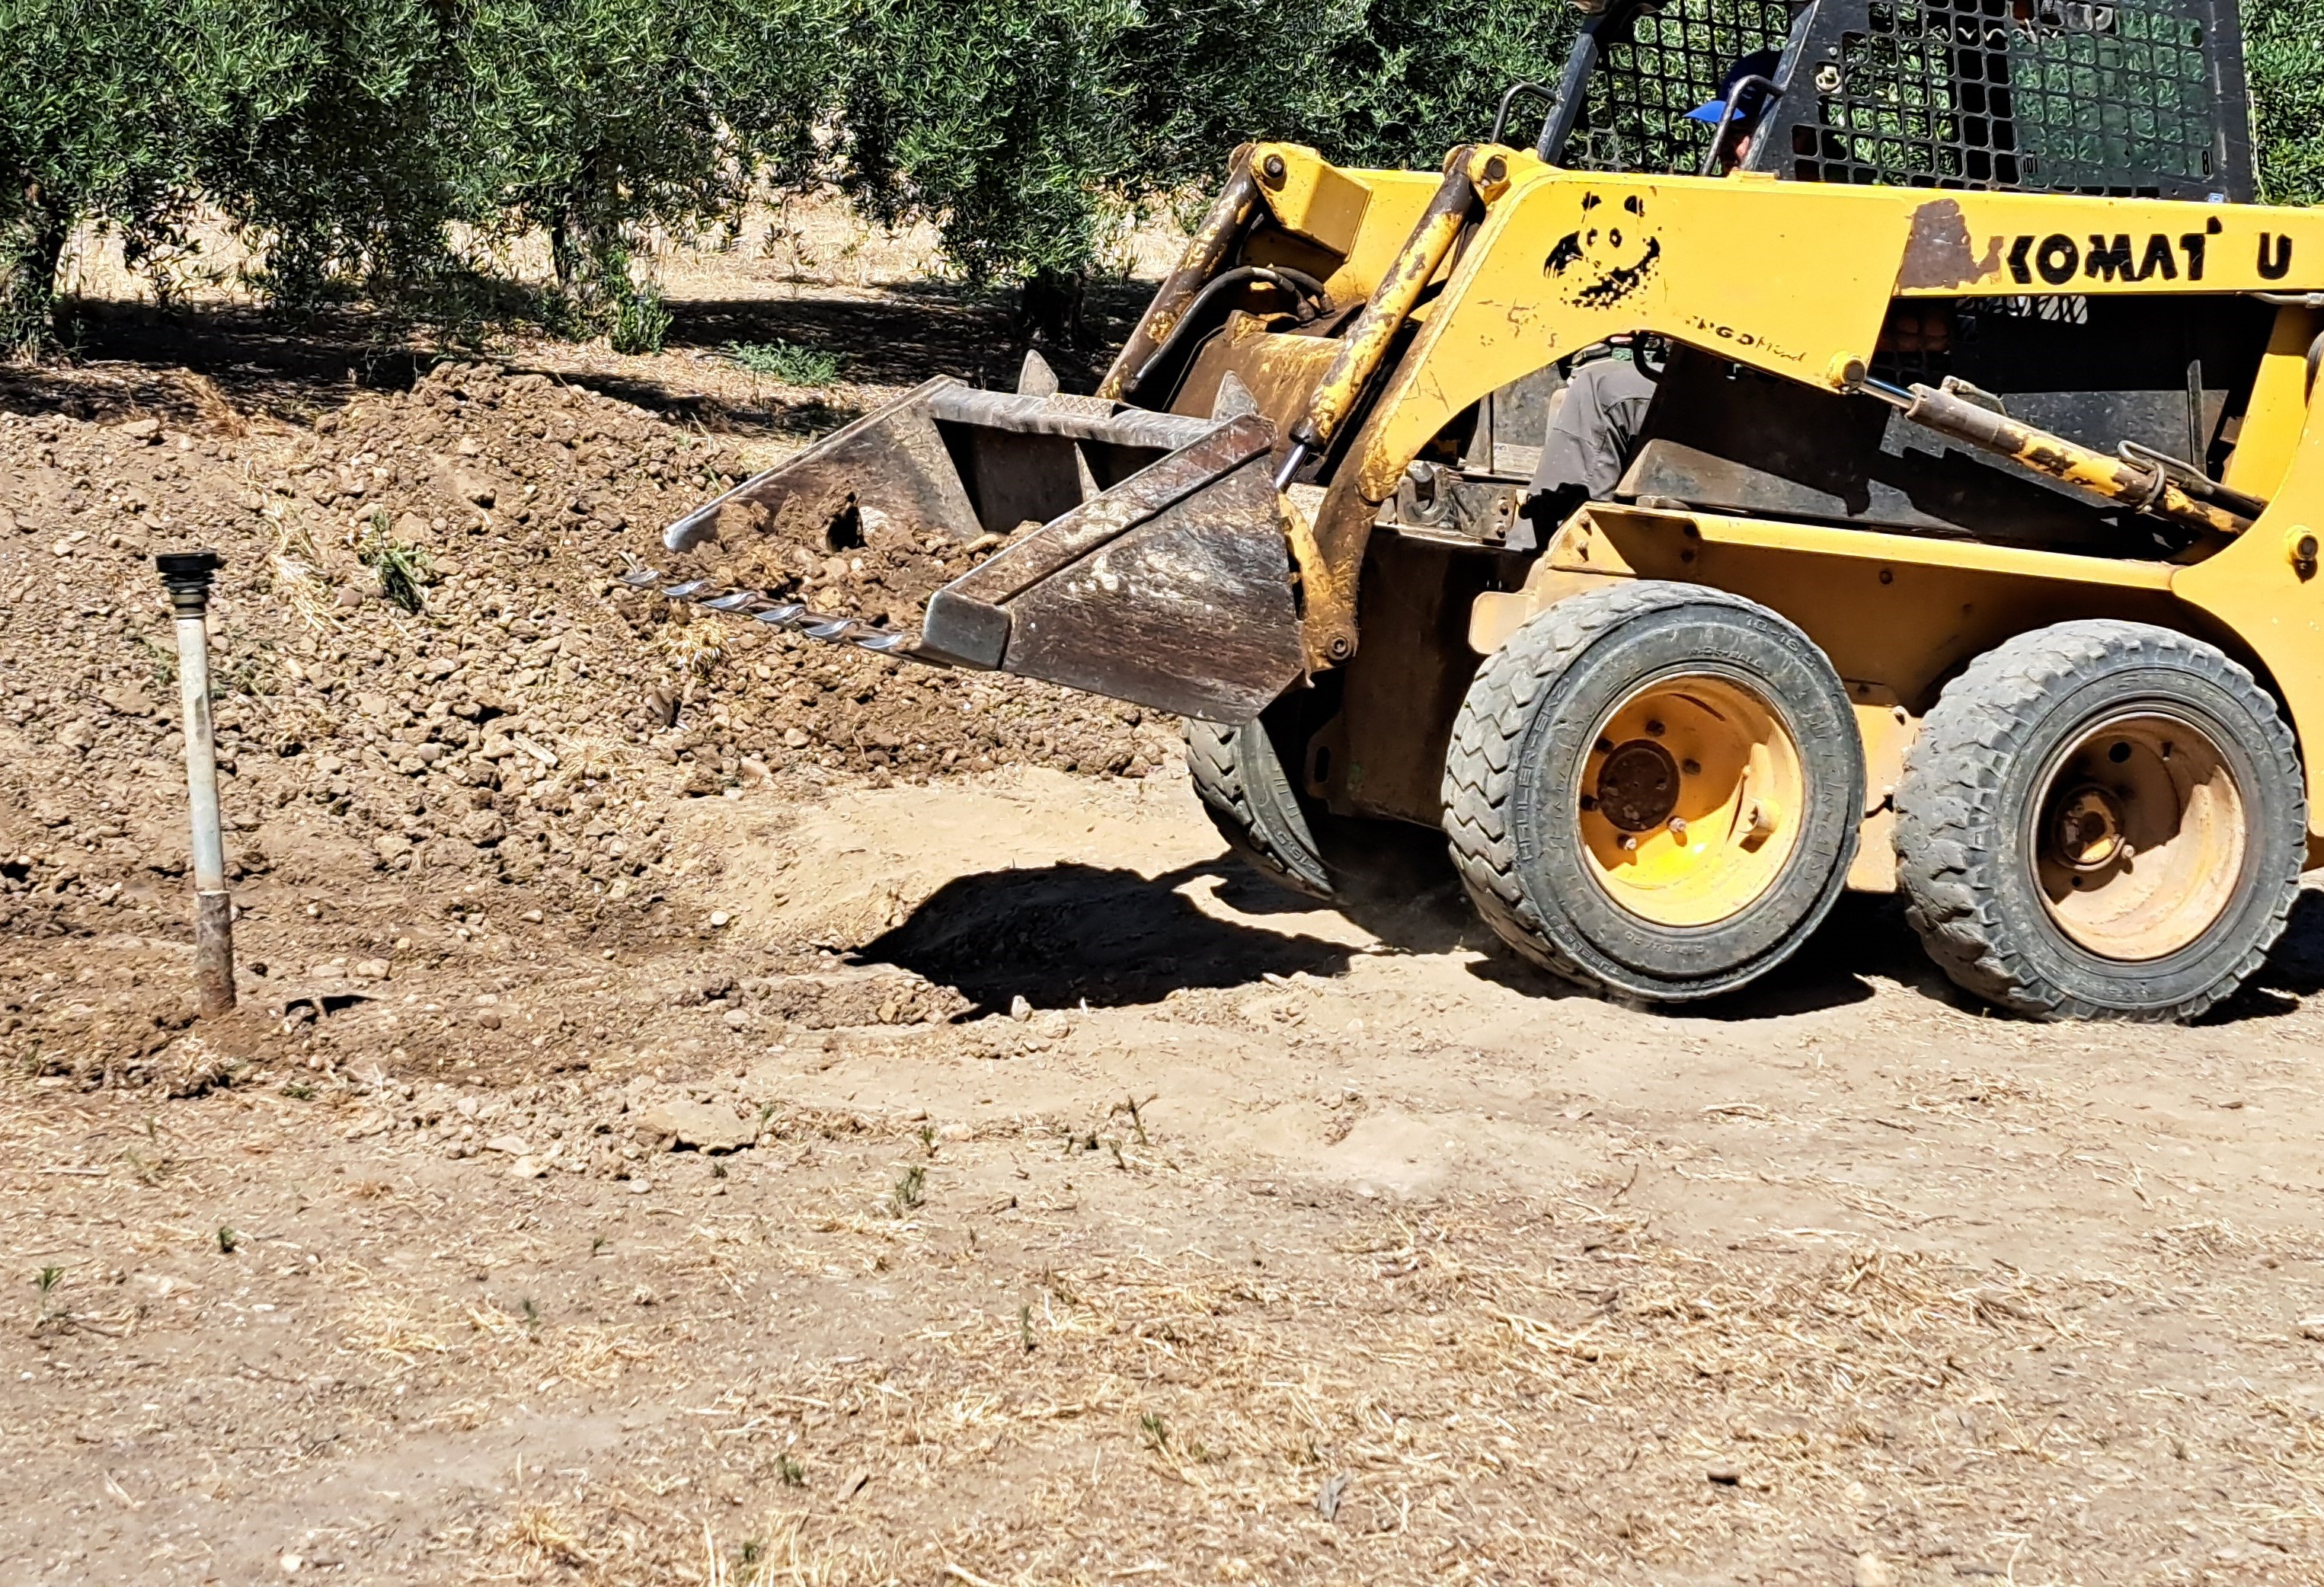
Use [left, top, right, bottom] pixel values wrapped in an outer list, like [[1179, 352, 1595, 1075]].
[[618, 567, 944, 665]]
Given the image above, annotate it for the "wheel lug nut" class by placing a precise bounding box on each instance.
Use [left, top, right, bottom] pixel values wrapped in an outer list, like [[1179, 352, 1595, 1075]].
[[1645, 720, 1665, 737], [1682, 759, 1701, 776], [1668, 817, 1687, 837]]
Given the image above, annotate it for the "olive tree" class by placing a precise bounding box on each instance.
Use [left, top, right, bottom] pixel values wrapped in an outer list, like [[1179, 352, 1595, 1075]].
[[2246, 0, 2324, 206], [453, 0, 842, 350]]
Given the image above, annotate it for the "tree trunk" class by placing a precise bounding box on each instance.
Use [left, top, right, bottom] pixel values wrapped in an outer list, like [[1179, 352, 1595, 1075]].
[[3, 179, 70, 354], [1016, 266, 1088, 347]]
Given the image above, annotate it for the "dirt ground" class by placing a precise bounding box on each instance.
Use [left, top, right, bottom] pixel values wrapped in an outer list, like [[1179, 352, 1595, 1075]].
[[5, 212, 2324, 1586]]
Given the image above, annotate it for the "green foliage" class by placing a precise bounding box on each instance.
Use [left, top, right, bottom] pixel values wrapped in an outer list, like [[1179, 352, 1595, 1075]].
[[196, 1, 461, 314], [724, 339, 842, 384], [2247, 0, 2324, 205], [0, 0, 274, 347], [8, 0, 2322, 352], [833, 1, 1580, 333], [359, 509, 430, 613], [0, 0, 456, 347], [456, 0, 840, 340], [839, 0, 1144, 287]]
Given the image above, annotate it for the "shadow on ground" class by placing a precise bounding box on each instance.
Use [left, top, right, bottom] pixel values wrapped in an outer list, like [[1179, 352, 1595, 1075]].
[[852, 858, 1357, 1012], [1454, 886, 1897, 1020], [857, 861, 2324, 1025], [2202, 884, 2324, 1023], [0, 280, 1158, 431]]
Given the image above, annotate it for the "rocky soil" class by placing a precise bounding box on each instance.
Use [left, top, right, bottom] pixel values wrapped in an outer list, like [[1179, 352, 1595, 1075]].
[[5, 273, 2323, 1587], [0, 357, 1181, 1087]]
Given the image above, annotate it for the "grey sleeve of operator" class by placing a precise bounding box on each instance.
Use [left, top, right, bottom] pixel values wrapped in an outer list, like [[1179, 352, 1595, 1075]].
[[1530, 355, 1658, 500]]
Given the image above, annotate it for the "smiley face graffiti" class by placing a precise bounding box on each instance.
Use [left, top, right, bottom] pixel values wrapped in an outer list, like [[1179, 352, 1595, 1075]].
[[1544, 191, 1661, 309]]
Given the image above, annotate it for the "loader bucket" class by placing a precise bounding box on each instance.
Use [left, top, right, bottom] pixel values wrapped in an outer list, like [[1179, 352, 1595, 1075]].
[[664, 376, 1305, 723]]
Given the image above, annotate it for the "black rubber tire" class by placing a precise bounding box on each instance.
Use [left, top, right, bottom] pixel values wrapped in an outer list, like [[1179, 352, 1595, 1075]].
[[1185, 714, 1341, 899], [1441, 581, 1863, 1002], [1894, 620, 2305, 1022]]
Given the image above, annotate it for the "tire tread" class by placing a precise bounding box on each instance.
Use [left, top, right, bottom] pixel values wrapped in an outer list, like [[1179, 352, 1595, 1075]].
[[1441, 581, 1856, 998], [1894, 620, 2305, 1021]]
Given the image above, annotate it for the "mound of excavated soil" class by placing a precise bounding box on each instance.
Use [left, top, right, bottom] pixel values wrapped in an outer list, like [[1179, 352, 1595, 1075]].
[[0, 359, 1184, 1077]]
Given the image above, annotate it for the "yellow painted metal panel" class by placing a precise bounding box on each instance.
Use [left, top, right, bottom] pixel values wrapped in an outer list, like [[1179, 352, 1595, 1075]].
[[2221, 305, 2324, 502], [2172, 405, 2324, 838], [1255, 149, 1373, 255], [1245, 145, 1440, 307], [1558, 506, 2191, 708], [1352, 158, 2324, 503], [1358, 165, 1910, 500]]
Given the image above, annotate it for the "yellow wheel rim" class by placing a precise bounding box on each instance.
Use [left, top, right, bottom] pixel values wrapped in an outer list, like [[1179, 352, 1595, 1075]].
[[2034, 713, 2246, 962], [1578, 674, 1807, 928]]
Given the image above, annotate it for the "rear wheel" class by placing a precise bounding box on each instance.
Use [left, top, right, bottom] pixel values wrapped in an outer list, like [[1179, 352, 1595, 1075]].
[[1895, 621, 2304, 1020], [1186, 711, 1338, 899], [1443, 582, 1863, 1002]]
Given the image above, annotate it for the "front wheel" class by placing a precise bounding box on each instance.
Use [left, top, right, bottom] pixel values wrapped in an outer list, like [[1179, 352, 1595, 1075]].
[[1895, 621, 2305, 1021], [1442, 581, 1864, 1002]]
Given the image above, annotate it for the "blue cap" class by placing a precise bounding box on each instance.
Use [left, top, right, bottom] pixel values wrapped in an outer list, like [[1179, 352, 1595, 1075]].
[[1686, 49, 1784, 126]]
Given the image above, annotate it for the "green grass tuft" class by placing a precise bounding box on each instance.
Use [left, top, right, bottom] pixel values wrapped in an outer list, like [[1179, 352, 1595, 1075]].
[[724, 340, 842, 386], [889, 1163, 926, 1218], [358, 510, 431, 615]]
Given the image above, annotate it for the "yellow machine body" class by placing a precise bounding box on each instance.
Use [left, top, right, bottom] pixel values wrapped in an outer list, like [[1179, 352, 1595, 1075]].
[[1145, 142, 2324, 873], [666, 124, 2324, 1016]]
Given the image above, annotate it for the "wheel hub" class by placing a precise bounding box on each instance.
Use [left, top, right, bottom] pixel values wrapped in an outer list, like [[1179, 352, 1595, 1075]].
[[1577, 675, 1807, 929], [1595, 739, 1680, 832], [2033, 715, 2247, 961], [2053, 784, 2127, 871]]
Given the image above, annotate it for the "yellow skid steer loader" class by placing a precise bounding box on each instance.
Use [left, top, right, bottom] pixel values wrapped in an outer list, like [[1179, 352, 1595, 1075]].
[[657, 0, 2324, 1022]]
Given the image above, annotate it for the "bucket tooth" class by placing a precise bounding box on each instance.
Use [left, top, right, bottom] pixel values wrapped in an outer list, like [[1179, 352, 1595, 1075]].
[[1018, 350, 1061, 397]]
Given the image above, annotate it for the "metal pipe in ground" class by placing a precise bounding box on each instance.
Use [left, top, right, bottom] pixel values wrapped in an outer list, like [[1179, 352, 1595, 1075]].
[[156, 551, 235, 1016]]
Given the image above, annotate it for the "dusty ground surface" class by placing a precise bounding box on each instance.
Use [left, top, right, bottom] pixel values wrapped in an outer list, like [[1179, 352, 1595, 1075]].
[[5, 222, 2324, 1585]]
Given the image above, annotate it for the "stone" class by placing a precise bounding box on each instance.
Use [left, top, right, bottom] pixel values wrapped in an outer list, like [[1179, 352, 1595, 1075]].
[[636, 1097, 758, 1153], [116, 417, 162, 442], [484, 1134, 529, 1155], [456, 809, 507, 845], [56, 720, 94, 753], [374, 835, 412, 862], [1852, 1553, 1893, 1587], [1009, 995, 1032, 1022], [509, 1155, 549, 1180], [350, 958, 392, 981]]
